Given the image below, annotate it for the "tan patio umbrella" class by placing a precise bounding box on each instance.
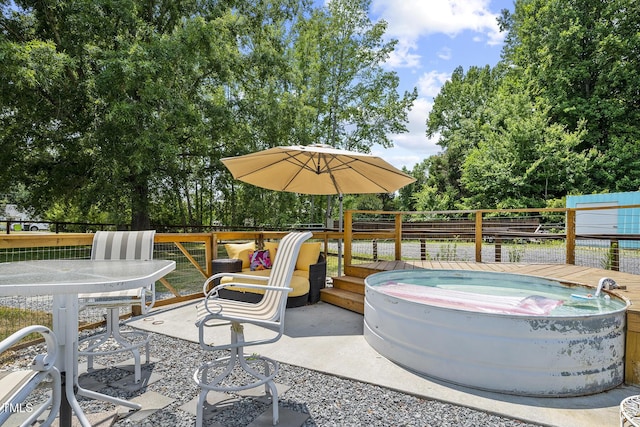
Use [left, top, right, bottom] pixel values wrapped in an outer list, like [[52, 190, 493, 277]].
[[221, 144, 415, 195], [221, 144, 416, 274]]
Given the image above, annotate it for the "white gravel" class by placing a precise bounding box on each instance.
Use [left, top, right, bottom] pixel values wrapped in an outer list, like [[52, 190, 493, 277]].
[[4, 330, 543, 427]]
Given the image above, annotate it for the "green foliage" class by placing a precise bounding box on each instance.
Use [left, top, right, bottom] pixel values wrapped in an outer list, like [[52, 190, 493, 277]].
[[293, 0, 417, 152], [425, 65, 502, 201], [412, 184, 453, 213], [422, 63, 589, 210], [435, 240, 460, 261], [1, 0, 415, 229], [508, 245, 523, 263], [601, 242, 618, 271], [0, 307, 52, 342], [1, 0, 241, 228], [410, 0, 640, 212], [460, 92, 588, 209], [541, 198, 566, 224], [501, 0, 640, 192], [397, 160, 429, 211]]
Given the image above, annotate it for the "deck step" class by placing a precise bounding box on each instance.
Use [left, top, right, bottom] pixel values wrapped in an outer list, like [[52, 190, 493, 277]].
[[331, 275, 365, 294], [344, 265, 379, 278], [320, 287, 364, 314]]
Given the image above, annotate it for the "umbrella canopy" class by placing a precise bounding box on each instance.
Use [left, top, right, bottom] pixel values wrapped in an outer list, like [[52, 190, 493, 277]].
[[222, 144, 416, 276], [221, 144, 415, 196]]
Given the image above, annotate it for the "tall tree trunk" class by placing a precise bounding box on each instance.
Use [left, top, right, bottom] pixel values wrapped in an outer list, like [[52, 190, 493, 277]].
[[131, 180, 151, 230]]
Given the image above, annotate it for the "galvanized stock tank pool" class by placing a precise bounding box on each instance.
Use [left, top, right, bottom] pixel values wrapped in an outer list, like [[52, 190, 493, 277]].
[[363, 269, 629, 396]]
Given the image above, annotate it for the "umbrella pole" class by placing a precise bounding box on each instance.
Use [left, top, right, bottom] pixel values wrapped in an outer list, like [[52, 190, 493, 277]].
[[338, 194, 343, 276]]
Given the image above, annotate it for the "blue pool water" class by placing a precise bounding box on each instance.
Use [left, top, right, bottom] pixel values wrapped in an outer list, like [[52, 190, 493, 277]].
[[367, 269, 627, 316]]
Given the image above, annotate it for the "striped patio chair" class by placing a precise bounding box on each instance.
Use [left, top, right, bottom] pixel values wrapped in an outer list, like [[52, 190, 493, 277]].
[[78, 230, 156, 384], [0, 325, 61, 427], [193, 231, 312, 426]]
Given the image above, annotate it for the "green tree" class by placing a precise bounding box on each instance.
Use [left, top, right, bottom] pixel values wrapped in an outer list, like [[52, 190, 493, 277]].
[[500, 0, 640, 192], [287, 0, 416, 225], [294, 0, 417, 152], [1, 0, 415, 229], [398, 160, 429, 211], [1, 0, 238, 229], [460, 91, 588, 209], [412, 184, 453, 213], [425, 65, 502, 200]]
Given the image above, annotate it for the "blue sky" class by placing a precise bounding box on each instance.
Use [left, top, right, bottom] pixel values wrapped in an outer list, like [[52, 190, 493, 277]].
[[361, 0, 515, 170]]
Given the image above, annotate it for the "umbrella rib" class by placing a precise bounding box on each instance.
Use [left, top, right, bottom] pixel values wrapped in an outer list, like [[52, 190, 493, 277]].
[[232, 151, 317, 180], [320, 154, 342, 194], [279, 151, 321, 192], [231, 153, 287, 180]]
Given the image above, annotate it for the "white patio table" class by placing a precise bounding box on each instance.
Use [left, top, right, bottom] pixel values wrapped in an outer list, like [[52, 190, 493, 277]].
[[0, 259, 175, 427]]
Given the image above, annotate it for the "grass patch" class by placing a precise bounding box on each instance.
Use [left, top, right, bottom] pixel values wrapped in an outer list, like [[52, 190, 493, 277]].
[[0, 306, 53, 342]]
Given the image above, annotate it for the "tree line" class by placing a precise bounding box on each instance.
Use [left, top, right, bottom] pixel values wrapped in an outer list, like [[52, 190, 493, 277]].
[[2, 0, 639, 230], [404, 0, 640, 214], [1, 0, 416, 229]]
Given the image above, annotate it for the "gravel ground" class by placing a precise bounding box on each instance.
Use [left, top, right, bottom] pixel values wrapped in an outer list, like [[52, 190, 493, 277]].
[[3, 329, 543, 427]]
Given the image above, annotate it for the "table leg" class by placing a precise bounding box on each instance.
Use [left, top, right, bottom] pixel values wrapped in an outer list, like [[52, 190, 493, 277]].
[[53, 294, 92, 427], [59, 372, 71, 426], [52, 294, 141, 427]]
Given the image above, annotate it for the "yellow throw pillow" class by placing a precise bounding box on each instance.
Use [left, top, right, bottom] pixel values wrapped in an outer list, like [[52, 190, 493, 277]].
[[224, 241, 256, 269], [264, 241, 279, 264], [295, 242, 321, 271]]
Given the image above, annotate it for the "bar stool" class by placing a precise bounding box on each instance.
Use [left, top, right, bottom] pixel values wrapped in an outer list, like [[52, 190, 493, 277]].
[[621, 395, 640, 426]]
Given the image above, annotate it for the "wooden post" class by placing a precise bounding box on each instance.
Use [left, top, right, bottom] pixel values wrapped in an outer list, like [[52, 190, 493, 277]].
[[344, 210, 353, 269], [475, 211, 483, 262], [212, 234, 219, 261], [206, 233, 215, 276], [611, 239, 620, 271], [323, 233, 329, 260], [395, 213, 402, 261], [373, 239, 378, 261], [566, 209, 576, 265], [494, 239, 502, 262], [420, 238, 426, 261], [626, 312, 640, 386]]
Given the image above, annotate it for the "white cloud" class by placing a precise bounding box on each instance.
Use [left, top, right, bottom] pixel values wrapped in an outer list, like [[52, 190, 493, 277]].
[[417, 71, 451, 98], [372, 0, 505, 67], [374, 96, 441, 169], [437, 47, 452, 61], [385, 39, 422, 69]]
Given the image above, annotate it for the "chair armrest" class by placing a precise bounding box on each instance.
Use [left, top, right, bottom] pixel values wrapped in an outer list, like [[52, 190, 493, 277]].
[[203, 272, 269, 295], [203, 284, 292, 316], [0, 326, 58, 370], [0, 326, 61, 427]]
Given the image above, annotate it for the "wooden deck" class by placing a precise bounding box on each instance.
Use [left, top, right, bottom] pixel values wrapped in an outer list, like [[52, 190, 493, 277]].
[[324, 260, 640, 386]]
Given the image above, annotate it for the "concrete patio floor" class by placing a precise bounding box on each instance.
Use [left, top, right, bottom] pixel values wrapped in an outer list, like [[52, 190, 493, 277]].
[[128, 299, 640, 427]]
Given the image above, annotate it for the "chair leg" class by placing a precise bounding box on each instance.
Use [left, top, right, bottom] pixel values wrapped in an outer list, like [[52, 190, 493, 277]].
[[79, 308, 149, 383], [234, 326, 280, 425], [196, 389, 207, 427], [266, 377, 279, 425], [106, 309, 143, 383], [194, 323, 280, 425], [82, 310, 120, 372]]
